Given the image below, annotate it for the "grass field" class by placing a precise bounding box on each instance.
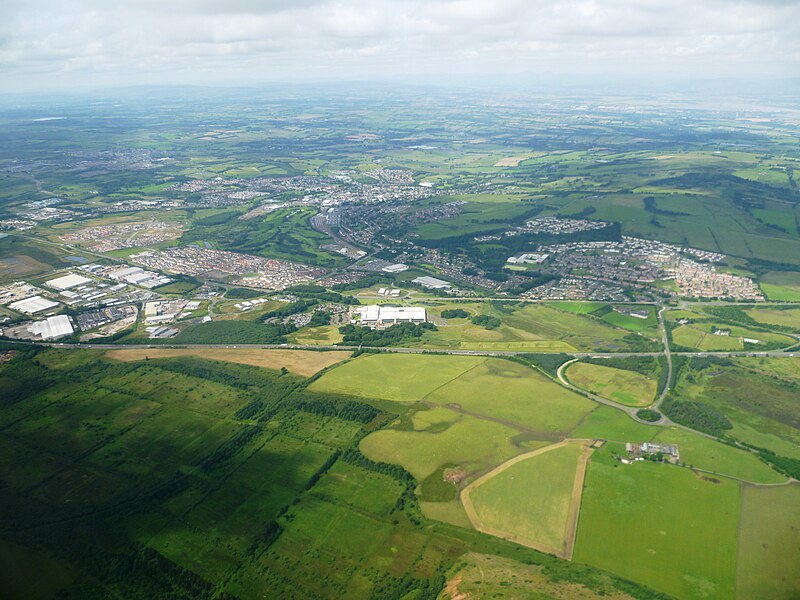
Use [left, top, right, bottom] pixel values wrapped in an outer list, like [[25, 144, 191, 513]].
[[359, 413, 523, 480], [442, 552, 631, 600], [735, 484, 800, 600], [652, 427, 785, 484], [105, 348, 351, 376], [670, 322, 794, 351], [744, 307, 800, 329], [571, 405, 660, 442], [565, 362, 656, 406], [287, 325, 344, 345], [760, 271, 800, 301], [425, 358, 595, 436], [308, 353, 486, 402], [574, 445, 740, 600], [416, 302, 658, 352], [463, 440, 591, 557]]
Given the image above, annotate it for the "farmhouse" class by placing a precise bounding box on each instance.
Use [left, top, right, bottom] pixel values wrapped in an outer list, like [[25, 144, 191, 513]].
[[353, 305, 427, 327], [625, 442, 680, 464]]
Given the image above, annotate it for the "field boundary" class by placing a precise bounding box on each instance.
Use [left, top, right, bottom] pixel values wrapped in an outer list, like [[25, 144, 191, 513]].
[[460, 438, 595, 559]]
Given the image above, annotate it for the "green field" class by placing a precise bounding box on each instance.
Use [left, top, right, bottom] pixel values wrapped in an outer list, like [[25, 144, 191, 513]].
[[760, 271, 800, 301], [574, 445, 740, 600], [744, 306, 800, 329], [736, 484, 800, 600], [360, 413, 523, 479], [652, 427, 785, 484], [566, 361, 656, 406], [308, 353, 486, 402], [466, 442, 585, 555], [417, 302, 660, 352]]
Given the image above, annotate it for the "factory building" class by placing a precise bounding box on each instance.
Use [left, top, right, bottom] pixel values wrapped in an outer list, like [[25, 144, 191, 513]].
[[412, 276, 451, 290], [27, 315, 74, 340], [354, 305, 427, 327]]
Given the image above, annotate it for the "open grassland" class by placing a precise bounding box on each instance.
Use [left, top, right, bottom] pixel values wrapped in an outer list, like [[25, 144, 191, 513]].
[[463, 440, 591, 557], [287, 325, 344, 345], [744, 306, 800, 329], [425, 358, 595, 436], [670, 321, 794, 351], [735, 484, 800, 600], [652, 427, 785, 484], [418, 302, 658, 352], [308, 353, 486, 402], [443, 552, 637, 600], [565, 362, 655, 407], [732, 356, 800, 385], [571, 405, 660, 442], [760, 271, 800, 301], [105, 348, 351, 376], [574, 445, 740, 600], [359, 414, 523, 480]]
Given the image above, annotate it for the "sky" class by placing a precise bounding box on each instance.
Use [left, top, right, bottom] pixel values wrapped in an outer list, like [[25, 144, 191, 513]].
[[1, 0, 799, 91]]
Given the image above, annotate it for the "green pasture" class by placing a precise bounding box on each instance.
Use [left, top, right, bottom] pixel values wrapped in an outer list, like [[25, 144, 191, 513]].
[[652, 427, 785, 484], [735, 484, 800, 600], [744, 306, 800, 329], [566, 362, 656, 406], [308, 353, 485, 402], [760, 271, 800, 301], [468, 442, 584, 552], [574, 445, 740, 600], [571, 405, 660, 442], [360, 413, 523, 479]]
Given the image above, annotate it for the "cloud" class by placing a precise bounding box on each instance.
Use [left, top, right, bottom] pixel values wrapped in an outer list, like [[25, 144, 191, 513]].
[[0, 0, 798, 90]]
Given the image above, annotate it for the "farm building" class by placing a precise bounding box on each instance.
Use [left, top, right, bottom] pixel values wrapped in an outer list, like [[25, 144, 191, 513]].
[[353, 305, 427, 327], [625, 442, 680, 464]]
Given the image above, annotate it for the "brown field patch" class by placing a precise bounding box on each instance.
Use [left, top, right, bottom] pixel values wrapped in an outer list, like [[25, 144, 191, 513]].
[[105, 348, 352, 377]]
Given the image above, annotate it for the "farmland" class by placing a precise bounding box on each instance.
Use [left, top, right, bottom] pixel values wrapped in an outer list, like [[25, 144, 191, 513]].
[[574, 445, 741, 600], [462, 440, 592, 557], [105, 347, 352, 376], [736, 484, 800, 600], [565, 361, 656, 406]]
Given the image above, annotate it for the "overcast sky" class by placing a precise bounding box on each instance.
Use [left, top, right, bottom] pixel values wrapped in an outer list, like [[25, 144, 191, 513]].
[[1, 0, 798, 91]]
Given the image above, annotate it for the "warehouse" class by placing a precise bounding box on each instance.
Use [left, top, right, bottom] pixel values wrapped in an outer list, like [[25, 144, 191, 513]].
[[45, 273, 92, 290], [27, 315, 74, 340], [412, 276, 451, 290], [9, 295, 60, 314], [354, 305, 427, 327]]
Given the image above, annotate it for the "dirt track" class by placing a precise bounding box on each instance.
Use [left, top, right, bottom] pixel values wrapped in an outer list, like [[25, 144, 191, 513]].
[[460, 438, 595, 559]]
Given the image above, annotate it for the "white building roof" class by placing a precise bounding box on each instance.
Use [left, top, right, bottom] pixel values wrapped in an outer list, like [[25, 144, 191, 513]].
[[412, 276, 451, 289], [382, 263, 409, 273], [45, 273, 91, 290], [9, 295, 59, 314], [28, 314, 73, 340]]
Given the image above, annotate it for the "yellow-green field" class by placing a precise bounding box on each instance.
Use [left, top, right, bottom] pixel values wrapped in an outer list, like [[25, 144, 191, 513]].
[[574, 446, 740, 600], [565, 362, 656, 406], [462, 440, 591, 557], [735, 484, 800, 600], [744, 307, 800, 329], [106, 348, 352, 377], [308, 353, 486, 402]]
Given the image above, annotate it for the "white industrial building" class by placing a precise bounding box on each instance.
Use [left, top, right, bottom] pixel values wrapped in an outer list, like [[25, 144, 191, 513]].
[[9, 295, 60, 314], [354, 305, 427, 327], [412, 276, 451, 290], [382, 263, 409, 273], [27, 315, 74, 340], [45, 273, 92, 290], [506, 253, 549, 265]]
